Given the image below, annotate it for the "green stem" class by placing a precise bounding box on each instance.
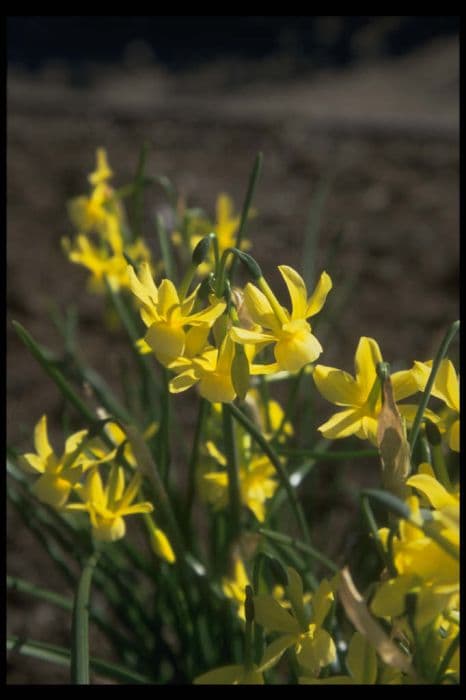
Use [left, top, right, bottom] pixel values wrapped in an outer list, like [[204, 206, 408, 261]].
[[360, 496, 393, 574], [7, 636, 153, 684], [258, 528, 339, 574], [272, 368, 304, 443], [185, 398, 210, 528], [229, 152, 263, 281], [362, 488, 459, 561], [223, 404, 242, 542], [130, 141, 151, 240], [409, 320, 459, 453], [156, 368, 171, 483], [228, 402, 311, 543], [13, 321, 96, 423], [71, 551, 100, 684]]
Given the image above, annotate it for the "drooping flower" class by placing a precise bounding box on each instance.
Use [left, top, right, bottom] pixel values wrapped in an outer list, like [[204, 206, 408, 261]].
[[313, 337, 433, 445], [19, 415, 99, 509], [66, 465, 153, 542], [412, 359, 460, 452], [128, 262, 226, 367], [230, 266, 332, 373]]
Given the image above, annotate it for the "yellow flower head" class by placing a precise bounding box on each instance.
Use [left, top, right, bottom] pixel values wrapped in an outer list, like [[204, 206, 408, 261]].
[[64, 214, 153, 293], [172, 193, 251, 276], [19, 415, 95, 509], [254, 569, 336, 677], [230, 266, 332, 373], [88, 148, 113, 186], [313, 337, 424, 445], [201, 435, 278, 521], [412, 359, 460, 451], [371, 487, 459, 630], [129, 262, 226, 367], [67, 465, 153, 542], [169, 335, 236, 403]]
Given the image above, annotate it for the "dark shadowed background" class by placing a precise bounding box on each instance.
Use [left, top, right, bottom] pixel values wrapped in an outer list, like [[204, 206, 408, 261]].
[[7, 16, 459, 683]]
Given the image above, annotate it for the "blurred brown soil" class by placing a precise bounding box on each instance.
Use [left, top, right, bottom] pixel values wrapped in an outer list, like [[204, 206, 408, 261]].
[[7, 37, 459, 683]]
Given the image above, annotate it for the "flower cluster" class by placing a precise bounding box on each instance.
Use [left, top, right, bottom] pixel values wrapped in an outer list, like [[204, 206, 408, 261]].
[[19, 415, 174, 561], [9, 147, 458, 685]]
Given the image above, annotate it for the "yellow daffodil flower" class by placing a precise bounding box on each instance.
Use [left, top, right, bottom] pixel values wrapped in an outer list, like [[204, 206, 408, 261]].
[[88, 148, 113, 185], [90, 420, 158, 469], [412, 359, 460, 451], [63, 214, 152, 293], [202, 437, 278, 521], [245, 389, 293, 441], [300, 631, 403, 684], [128, 262, 226, 367], [67, 465, 153, 542], [371, 492, 459, 630], [221, 557, 251, 621], [254, 569, 336, 677], [313, 337, 429, 444], [168, 335, 237, 403], [230, 266, 332, 373], [221, 556, 310, 621], [68, 149, 122, 234], [19, 415, 98, 509], [172, 194, 251, 275]]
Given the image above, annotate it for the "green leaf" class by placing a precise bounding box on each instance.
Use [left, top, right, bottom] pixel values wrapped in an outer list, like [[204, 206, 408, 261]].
[[7, 636, 153, 684], [71, 552, 100, 684], [12, 321, 95, 423]]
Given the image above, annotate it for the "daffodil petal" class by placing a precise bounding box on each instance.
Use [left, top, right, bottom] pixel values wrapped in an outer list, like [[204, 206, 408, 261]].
[[312, 579, 334, 628], [249, 362, 280, 376], [391, 369, 420, 402], [243, 283, 278, 329], [258, 634, 296, 672], [278, 265, 308, 320], [434, 359, 459, 411], [297, 629, 336, 675], [168, 369, 199, 394], [305, 271, 332, 318], [229, 326, 275, 345], [186, 300, 226, 326], [194, 665, 245, 685], [317, 409, 362, 440], [34, 415, 53, 460], [64, 429, 89, 456], [448, 419, 459, 452], [274, 328, 322, 372], [145, 322, 185, 365], [313, 365, 361, 406], [20, 453, 45, 474], [253, 595, 300, 635], [346, 632, 377, 684], [127, 262, 158, 308], [354, 337, 382, 399], [370, 575, 414, 618], [406, 473, 457, 509]]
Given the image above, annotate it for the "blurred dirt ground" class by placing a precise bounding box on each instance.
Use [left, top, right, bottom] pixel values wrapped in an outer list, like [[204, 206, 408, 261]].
[[7, 37, 459, 683]]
